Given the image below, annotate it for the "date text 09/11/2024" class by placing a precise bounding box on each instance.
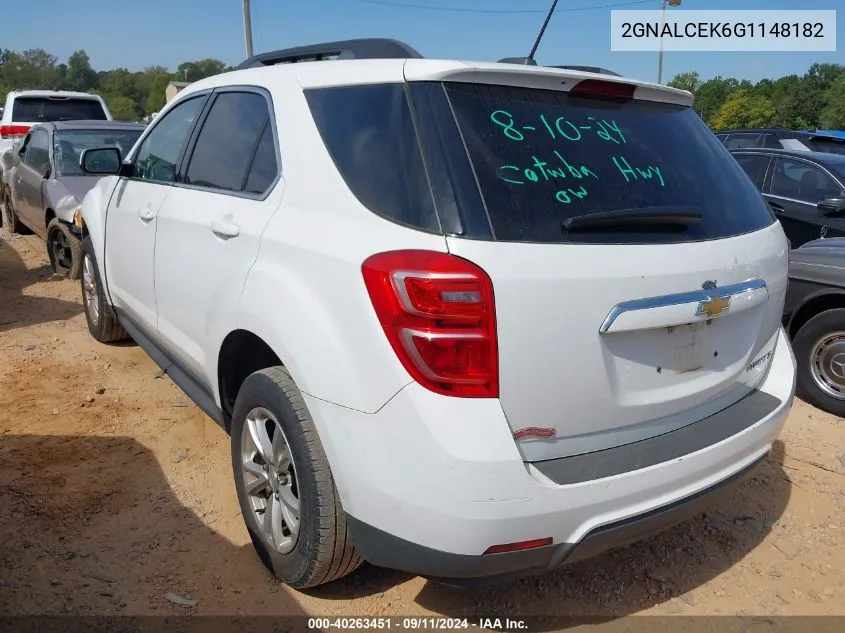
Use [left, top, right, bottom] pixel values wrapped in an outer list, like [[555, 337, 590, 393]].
[[307, 617, 528, 630], [489, 110, 665, 206]]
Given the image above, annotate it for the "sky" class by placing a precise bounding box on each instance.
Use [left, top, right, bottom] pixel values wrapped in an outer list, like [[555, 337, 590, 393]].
[[7, 0, 843, 84]]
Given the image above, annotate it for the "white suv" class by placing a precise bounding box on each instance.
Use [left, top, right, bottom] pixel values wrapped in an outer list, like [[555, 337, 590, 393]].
[[76, 39, 796, 588]]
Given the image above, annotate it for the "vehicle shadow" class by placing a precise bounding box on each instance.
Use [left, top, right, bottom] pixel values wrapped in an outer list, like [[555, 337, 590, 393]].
[[0, 433, 308, 618], [0, 236, 82, 333], [315, 441, 792, 626]]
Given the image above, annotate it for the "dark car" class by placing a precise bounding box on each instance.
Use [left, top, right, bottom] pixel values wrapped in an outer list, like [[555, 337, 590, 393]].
[[729, 148, 845, 248], [784, 238, 845, 417], [717, 128, 845, 155]]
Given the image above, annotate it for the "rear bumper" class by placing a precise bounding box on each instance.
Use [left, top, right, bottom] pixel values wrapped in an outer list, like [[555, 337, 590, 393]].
[[346, 453, 766, 586], [304, 327, 795, 582]]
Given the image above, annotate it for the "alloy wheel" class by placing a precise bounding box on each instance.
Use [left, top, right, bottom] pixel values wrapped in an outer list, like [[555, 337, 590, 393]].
[[240, 406, 301, 554], [82, 254, 100, 326]]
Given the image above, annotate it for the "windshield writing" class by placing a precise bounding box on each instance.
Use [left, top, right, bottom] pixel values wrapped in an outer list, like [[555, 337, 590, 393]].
[[488, 109, 666, 207]]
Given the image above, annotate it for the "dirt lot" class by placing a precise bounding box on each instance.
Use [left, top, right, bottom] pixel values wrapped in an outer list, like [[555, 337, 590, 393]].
[[1, 231, 845, 622]]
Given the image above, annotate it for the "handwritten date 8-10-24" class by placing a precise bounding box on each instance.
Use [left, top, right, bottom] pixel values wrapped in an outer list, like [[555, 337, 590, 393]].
[[490, 110, 627, 145]]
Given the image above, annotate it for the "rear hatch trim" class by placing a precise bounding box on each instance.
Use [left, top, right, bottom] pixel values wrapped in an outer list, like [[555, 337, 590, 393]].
[[531, 388, 781, 485], [600, 278, 768, 333]]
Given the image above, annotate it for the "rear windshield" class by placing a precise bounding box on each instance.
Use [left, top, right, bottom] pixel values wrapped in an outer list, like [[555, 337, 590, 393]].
[[54, 129, 143, 176], [444, 82, 774, 243], [807, 137, 845, 156], [12, 97, 107, 122]]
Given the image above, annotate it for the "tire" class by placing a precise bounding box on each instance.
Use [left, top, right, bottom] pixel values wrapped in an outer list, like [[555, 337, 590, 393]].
[[231, 366, 362, 588], [2, 188, 27, 235], [80, 236, 127, 343], [793, 308, 845, 417], [47, 218, 83, 279]]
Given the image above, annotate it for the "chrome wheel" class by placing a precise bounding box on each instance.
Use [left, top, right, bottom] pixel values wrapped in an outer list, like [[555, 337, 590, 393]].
[[82, 254, 100, 326], [241, 406, 300, 554], [810, 331, 845, 400]]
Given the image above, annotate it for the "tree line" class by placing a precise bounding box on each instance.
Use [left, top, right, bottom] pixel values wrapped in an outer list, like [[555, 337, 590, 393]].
[[668, 63, 845, 131], [0, 48, 231, 121], [2, 48, 844, 131]]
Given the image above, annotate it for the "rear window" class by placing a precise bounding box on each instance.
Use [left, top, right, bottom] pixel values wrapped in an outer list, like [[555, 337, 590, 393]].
[[806, 137, 845, 156], [443, 82, 774, 243], [305, 84, 439, 233], [54, 129, 143, 176], [12, 97, 107, 122]]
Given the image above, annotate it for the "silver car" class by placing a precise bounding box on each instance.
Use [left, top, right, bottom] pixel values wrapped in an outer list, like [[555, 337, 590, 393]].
[[3, 120, 144, 278]]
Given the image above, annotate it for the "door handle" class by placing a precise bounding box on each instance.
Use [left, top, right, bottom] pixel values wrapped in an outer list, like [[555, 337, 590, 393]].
[[211, 218, 240, 238], [138, 207, 155, 222], [768, 201, 785, 214]]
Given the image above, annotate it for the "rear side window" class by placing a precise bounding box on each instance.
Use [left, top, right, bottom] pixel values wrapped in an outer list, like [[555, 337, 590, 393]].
[[724, 133, 763, 149], [443, 82, 774, 243], [733, 153, 770, 189], [305, 84, 439, 233], [770, 158, 843, 202], [763, 134, 782, 149], [244, 125, 278, 194], [807, 138, 845, 156], [23, 129, 50, 174], [12, 97, 107, 122], [185, 91, 278, 194]]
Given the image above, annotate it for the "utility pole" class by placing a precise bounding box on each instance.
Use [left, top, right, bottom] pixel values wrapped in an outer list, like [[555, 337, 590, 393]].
[[243, 0, 254, 59], [657, 0, 681, 84]]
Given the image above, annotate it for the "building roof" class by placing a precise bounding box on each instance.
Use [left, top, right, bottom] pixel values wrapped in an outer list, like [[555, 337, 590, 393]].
[[168, 81, 191, 88]]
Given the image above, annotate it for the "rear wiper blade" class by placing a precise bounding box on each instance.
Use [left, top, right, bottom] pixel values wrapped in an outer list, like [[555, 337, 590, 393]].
[[562, 207, 702, 232]]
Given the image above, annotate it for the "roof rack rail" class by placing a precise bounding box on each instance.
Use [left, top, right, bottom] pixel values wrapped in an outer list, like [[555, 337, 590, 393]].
[[237, 38, 423, 69]]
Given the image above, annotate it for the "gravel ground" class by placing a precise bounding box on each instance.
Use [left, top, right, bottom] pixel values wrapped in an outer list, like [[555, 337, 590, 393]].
[[1, 231, 844, 622]]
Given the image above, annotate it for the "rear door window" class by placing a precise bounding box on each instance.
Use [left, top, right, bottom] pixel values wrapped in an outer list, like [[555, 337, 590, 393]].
[[22, 129, 50, 175], [443, 82, 774, 243], [184, 91, 278, 194], [733, 153, 771, 189], [770, 158, 844, 203], [12, 97, 107, 122]]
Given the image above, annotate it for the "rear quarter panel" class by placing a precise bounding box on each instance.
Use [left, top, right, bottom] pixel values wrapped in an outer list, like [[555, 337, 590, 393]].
[[235, 77, 448, 414]]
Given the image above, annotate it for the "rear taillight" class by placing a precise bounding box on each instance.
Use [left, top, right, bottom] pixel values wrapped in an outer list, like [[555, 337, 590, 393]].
[[570, 79, 635, 100], [362, 250, 498, 398], [0, 124, 30, 139]]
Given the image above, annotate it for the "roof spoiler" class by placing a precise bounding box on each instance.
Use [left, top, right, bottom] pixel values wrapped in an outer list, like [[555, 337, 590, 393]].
[[497, 58, 621, 76], [237, 38, 423, 69], [498, 57, 538, 66], [549, 65, 622, 77]]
